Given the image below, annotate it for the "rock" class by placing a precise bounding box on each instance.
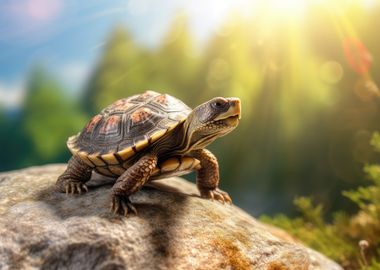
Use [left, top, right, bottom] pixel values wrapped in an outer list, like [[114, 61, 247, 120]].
[[0, 164, 342, 270]]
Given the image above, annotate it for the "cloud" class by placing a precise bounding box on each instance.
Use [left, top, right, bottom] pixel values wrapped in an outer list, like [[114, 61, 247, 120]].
[[0, 80, 25, 109]]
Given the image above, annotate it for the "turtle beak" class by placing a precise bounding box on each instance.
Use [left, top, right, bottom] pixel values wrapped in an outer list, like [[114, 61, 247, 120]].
[[214, 98, 241, 121], [230, 98, 241, 119]]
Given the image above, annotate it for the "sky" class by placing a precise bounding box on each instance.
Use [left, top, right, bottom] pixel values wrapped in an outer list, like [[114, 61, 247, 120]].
[[0, 0, 256, 109]]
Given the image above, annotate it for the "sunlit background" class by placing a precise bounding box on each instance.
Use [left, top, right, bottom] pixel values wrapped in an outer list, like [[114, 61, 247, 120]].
[[1, 0, 380, 217]]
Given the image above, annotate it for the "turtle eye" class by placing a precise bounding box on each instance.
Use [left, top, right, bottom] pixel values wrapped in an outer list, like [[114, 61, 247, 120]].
[[211, 99, 227, 109]]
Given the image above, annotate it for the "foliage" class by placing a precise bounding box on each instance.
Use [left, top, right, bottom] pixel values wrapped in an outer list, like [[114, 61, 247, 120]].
[[83, 26, 150, 114], [151, 13, 198, 103], [22, 67, 87, 164], [261, 133, 380, 270], [0, 110, 32, 169]]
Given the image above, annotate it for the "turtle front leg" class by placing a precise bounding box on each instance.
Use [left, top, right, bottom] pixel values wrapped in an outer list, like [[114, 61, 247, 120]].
[[111, 153, 158, 216], [56, 156, 92, 194], [192, 149, 232, 204]]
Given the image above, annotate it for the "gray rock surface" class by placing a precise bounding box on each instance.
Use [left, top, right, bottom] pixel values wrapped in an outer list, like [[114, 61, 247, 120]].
[[0, 164, 342, 270]]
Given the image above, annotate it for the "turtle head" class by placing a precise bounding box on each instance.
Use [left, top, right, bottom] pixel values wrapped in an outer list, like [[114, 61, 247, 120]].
[[185, 97, 241, 150]]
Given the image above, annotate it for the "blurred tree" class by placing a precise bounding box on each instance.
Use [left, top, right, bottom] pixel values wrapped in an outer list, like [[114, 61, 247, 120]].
[[83, 26, 150, 114], [251, 19, 336, 204], [195, 16, 261, 108], [302, 7, 380, 212], [191, 16, 262, 192], [261, 132, 380, 270], [22, 66, 87, 164], [150, 13, 198, 104]]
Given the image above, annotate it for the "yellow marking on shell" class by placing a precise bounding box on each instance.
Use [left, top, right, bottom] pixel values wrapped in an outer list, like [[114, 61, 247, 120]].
[[68, 147, 79, 156], [167, 122, 178, 132], [88, 154, 106, 166], [67, 145, 75, 154], [67, 142, 75, 149], [101, 153, 119, 165], [150, 129, 167, 143], [67, 134, 78, 144], [135, 139, 149, 151], [95, 167, 114, 177], [108, 165, 125, 176], [151, 167, 160, 176], [67, 134, 81, 155], [77, 151, 95, 168], [82, 157, 95, 168], [77, 151, 87, 158], [177, 157, 197, 171], [160, 158, 180, 173], [192, 159, 201, 170], [118, 147, 135, 161]]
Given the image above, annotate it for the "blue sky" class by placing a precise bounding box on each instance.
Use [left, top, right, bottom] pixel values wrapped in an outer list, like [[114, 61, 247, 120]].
[[0, 0, 256, 108]]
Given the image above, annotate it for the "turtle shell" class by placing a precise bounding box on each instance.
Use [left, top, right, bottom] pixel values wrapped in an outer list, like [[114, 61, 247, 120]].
[[68, 90, 191, 167]]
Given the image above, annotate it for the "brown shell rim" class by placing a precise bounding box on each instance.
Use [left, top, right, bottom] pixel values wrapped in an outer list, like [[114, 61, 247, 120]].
[[67, 118, 186, 166]]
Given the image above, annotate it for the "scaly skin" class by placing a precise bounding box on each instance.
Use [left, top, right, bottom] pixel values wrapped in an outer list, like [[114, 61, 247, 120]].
[[193, 149, 232, 204], [111, 154, 158, 216], [56, 156, 91, 194]]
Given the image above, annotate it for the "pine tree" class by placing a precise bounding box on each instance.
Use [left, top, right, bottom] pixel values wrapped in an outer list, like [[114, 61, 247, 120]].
[[151, 13, 198, 104], [83, 26, 150, 114]]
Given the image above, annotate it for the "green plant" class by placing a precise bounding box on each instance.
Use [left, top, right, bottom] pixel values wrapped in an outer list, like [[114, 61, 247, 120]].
[[261, 132, 380, 269]]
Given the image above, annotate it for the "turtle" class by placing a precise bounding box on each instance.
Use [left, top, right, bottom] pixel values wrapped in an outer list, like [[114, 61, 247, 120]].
[[56, 90, 241, 216]]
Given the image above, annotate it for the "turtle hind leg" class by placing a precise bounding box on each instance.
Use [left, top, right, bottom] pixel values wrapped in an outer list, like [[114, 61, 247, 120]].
[[192, 149, 232, 204], [111, 153, 158, 216], [56, 156, 92, 194]]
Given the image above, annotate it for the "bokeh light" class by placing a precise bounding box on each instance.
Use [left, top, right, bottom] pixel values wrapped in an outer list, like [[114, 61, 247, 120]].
[[320, 61, 344, 84]]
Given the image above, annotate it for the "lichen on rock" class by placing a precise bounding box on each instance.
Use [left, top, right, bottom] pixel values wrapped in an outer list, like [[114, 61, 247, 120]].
[[0, 164, 342, 270]]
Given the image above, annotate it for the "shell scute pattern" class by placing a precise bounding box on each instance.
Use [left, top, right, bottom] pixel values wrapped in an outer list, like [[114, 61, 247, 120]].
[[85, 114, 102, 132], [151, 93, 187, 113], [130, 107, 153, 125], [108, 99, 135, 113], [68, 91, 192, 165], [99, 115, 121, 134]]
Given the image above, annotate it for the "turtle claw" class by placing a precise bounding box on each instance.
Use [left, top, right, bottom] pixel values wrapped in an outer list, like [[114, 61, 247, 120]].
[[200, 188, 232, 205], [111, 195, 137, 216], [64, 182, 88, 195]]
